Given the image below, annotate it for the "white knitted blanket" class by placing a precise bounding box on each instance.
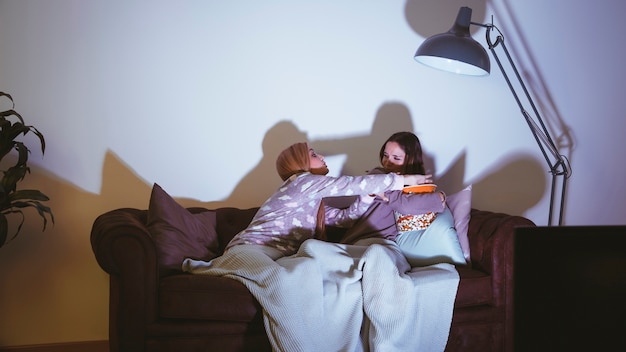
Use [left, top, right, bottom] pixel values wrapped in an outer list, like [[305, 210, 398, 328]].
[[183, 238, 459, 352]]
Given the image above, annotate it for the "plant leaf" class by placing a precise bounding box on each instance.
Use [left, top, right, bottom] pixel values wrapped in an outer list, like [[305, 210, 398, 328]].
[[0, 109, 25, 124], [5, 200, 53, 230], [8, 189, 50, 202], [1, 166, 30, 194], [0, 209, 25, 243], [0, 92, 15, 106]]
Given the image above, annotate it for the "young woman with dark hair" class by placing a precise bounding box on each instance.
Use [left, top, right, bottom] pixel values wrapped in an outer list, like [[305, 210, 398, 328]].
[[339, 131, 446, 244]]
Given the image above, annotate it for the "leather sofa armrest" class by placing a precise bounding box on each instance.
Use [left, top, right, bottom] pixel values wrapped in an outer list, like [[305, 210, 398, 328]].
[[91, 208, 159, 350], [467, 209, 535, 307], [91, 208, 156, 276]]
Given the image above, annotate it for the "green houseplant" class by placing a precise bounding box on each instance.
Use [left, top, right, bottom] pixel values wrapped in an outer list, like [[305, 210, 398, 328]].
[[0, 92, 53, 248]]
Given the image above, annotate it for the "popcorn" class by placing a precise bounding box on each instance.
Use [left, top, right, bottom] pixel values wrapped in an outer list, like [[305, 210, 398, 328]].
[[395, 212, 437, 232]]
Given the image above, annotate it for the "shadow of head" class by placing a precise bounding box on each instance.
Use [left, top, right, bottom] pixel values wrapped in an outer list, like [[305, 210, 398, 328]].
[[471, 153, 547, 216], [404, 0, 489, 39]]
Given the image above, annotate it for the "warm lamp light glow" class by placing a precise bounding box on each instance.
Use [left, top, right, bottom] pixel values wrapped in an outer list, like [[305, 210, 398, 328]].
[[415, 56, 488, 76]]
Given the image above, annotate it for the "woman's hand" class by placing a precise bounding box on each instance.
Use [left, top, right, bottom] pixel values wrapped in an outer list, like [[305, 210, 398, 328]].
[[402, 174, 433, 186], [416, 174, 433, 184]]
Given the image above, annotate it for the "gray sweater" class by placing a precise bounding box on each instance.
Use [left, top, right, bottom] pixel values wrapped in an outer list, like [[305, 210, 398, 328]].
[[338, 190, 445, 244]]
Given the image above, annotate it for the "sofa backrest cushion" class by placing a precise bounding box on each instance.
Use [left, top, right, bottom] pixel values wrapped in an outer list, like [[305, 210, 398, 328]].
[[215, 207, 259, 253]]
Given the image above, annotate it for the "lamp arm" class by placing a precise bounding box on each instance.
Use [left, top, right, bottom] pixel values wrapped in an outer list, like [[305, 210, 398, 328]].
[[472, 22, 571, 225]]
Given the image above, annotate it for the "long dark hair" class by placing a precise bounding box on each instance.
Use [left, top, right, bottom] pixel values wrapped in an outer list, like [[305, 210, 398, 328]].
[[378, 131, 425, 175]]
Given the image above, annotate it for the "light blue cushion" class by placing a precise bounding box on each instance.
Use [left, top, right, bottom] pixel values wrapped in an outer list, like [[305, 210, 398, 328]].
[[395, 207, 466, 267]]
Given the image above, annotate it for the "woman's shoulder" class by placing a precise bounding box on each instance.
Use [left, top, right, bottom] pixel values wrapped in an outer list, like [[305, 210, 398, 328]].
[[289, 172, 328, 186]]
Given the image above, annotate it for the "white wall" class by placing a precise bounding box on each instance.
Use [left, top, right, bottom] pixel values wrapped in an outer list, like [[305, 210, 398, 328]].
[[2, 0, 624, 224], [0, 0, 625, 346]]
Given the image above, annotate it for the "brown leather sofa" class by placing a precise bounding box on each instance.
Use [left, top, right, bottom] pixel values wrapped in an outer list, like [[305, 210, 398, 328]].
[[91, 206, 534, 352]]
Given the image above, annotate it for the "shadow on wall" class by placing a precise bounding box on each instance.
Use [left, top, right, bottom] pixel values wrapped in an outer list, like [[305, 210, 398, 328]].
[[404, 0, 489, 40], [308, 102, 431, 209], [217, 121, 308, 208], [185, 102, 438, 209], [470, 154, 547, 216], [310, 102, 433, 177], [174, 101, 546, 217], [0, 158, 153, 346], [175, 120, 308, 210]]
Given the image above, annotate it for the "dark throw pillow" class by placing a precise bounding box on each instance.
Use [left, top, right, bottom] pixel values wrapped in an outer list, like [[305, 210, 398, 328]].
[[147, 183, 219, 273]]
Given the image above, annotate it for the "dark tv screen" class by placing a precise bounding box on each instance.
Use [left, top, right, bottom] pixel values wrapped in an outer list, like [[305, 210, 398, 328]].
[[514, 226, 626, 351]]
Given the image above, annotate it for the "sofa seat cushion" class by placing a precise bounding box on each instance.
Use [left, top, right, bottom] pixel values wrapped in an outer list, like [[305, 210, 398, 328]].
[[454, 267, 492, 308], [160, 269, 491, 321], [159, 274, 262, 322]]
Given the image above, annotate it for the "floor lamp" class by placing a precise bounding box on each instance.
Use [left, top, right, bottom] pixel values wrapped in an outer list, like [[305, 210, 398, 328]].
[[414, 6, 571, 226]]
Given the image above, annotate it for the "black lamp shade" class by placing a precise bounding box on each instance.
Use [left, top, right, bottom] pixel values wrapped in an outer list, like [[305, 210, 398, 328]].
[[414, 7, 490, 76]]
